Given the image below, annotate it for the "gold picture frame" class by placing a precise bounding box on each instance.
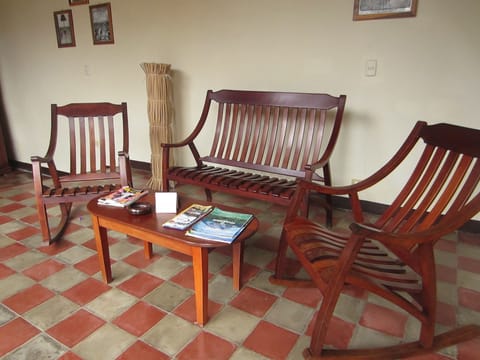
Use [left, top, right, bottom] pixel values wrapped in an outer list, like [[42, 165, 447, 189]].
[[89, 3, 114, 45], [353, 0, 418, 21], [53, 10, 76, 48]]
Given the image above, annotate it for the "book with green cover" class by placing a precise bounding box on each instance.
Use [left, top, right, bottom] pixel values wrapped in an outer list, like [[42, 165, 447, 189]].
[[163, 204, 213, 230], [186, 207, 253, 243]]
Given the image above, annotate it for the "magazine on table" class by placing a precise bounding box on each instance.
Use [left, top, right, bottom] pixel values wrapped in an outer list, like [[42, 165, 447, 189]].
[[163, 203, 213, 230], [185, 207, 254, 243], [97, 186, 148, 207]]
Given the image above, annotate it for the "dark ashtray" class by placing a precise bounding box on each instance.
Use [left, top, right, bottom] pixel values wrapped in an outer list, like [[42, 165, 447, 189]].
[[127, 202, 152, 215]]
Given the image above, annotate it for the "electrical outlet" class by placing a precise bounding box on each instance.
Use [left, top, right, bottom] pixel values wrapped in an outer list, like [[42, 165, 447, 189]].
[[365, 59, 377, 77], [351, 178, 361, 184]]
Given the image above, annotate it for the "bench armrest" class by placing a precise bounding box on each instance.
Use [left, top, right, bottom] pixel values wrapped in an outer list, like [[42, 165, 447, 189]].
[[31, 155, 53, 164]]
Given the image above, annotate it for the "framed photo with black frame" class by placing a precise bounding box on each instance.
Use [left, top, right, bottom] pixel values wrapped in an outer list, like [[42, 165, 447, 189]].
[[53, 9, 76, 48], [353, 0, 418, 21], [89, 3, 114, 45]]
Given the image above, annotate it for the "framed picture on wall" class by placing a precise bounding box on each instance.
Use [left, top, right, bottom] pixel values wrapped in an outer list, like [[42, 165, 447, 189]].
[[69, 0, 89, 5], [53, 10, 76, 48], [89, 3, 114, 45], [353, 0, 418, 21]]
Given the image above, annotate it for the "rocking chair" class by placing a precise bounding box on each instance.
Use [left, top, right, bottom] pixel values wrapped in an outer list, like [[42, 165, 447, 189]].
[[271, 121, 480, 358], [31, 102, 132, 244]]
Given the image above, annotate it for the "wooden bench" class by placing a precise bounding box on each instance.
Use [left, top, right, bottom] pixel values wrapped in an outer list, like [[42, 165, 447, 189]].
[[161, 89, 346, 225]]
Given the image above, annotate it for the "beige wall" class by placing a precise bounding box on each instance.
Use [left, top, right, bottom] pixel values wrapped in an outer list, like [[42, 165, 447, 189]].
[[1, 0, 479, 207]]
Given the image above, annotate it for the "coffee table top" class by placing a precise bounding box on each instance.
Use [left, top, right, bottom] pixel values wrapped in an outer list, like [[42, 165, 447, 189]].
[[87, 193, 259, 248]]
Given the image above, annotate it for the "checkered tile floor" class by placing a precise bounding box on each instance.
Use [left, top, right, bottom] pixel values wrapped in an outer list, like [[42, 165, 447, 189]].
[[0, 169, 479, 359]]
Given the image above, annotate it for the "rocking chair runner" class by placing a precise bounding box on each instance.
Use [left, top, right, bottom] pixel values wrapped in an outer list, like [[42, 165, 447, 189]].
[[31, 102, 133, 244], [271, 121, 480, 359]]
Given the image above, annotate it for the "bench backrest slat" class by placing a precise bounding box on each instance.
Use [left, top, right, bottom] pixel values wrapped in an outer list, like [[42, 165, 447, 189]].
[[202, 89, 346, 179]]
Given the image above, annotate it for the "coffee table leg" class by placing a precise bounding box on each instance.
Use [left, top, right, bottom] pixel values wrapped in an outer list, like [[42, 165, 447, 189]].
[[144, 242, 153, 259], [192, 247, 208, 326], [91, 216, 112, 283], [232, 241, 244, 291]]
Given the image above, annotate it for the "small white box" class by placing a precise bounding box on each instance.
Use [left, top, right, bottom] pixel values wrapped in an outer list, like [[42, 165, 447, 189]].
[[155, 192, 178, 213]]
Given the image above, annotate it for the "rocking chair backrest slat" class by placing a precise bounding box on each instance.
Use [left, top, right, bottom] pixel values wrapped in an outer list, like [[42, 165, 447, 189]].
[[88, 116, 96, 173], [68, 117, 77, 176], [108, 115, 116, 171], [98, 116, 106, 172]]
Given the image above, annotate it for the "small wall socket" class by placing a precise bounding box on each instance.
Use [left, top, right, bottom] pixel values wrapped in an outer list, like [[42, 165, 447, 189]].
[[365, 59, 377, 77]]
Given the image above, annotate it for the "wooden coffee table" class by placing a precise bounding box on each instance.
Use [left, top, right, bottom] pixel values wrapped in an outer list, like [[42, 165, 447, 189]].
[[87, 193, 258, 326]]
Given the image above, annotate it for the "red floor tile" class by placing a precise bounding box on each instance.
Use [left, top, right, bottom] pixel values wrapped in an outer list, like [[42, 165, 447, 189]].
[[6, 225, 40, 241], [22, 258, 66, 281], [0, 203, 25, 213], [244, 320, 299, 359], [341, 285, 368, 299], [74, 254, 102, 275], [230, 286, 277, 317], [170, 266, 213, 290], [436, 264, 457, 284], [359, 303, 408, 338], [81, 238, 99, 251], [47, 309, 105, 347], [20, 213, 41, 225], [282, 286, 322, 308], [113, 301, 166, 336], [435, 238, 457, 253], [63, 222, 85, 236], [435, 301, 456, 326], [458, 287, 480, 312], [58, 351, 84, 360], [325, 316, 356, 349], [37, 240, 75, 256], [0, 318, 40, 357], [252, 234, 280, 252], [0, 263, 15, 279], [0, 242, 28, 261], [173, 295, 222, 324], [2, 284, 55, 314], [10, 192, 35, 201], [126, 236, 146, 246], [117, 271, 164, 298], [458, 256, 480, 274], [62, 278, 111, 305], [117, 340, 170, 360], [0, 214, 13, 224], [177, 331, 236, 360], [167, 250, 193, 263], [458, 231, 480, 246], [122, 249, 160, 269]]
